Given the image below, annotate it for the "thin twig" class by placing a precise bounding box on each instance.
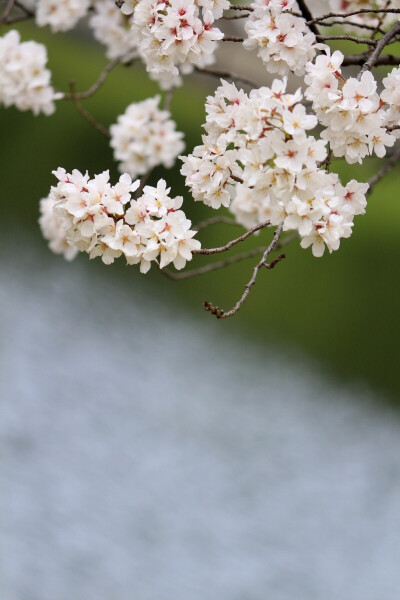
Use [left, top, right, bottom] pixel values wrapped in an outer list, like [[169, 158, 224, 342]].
[[222, 35, 244, 42], [194, 66, 257, 88], [319, 19, 385, 34], [194, 220, 271, 255], [221, 12, 250, 20], [204, 223, 284, 319], [358, 20, 400, 77], [62, 57, 123, 100], [162, 231, 298, 280], [308, 8, 400, 26], [342, 53, 400, 67], [68, 81, 110, 138], [366, 145, 400, 194], [370, 0, 391, 39], [193, 215, 240, 231], [316, 34, 377, 46], [228, 4, 254, 11]]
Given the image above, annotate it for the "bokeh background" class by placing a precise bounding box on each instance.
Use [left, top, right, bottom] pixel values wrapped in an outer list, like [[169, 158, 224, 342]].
[[2, 18, 400, 600]]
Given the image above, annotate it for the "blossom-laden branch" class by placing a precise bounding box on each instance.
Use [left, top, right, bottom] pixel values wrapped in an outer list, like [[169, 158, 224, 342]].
[[203, 223, 285, 319]]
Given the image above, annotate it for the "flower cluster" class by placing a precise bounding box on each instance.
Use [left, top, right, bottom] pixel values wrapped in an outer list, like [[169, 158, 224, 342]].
[[110, 96, 185, 178], [33, 0, 90, 32], [39, 196, 79, 261], [0, 30, 57, 115], [181, 79, 369, 257], [305, 49, 396, 163], [89, 1, 137, 61], [130, 0, 228, 89], [381, 66, 400, 136], [40, 169, 200, 271], [244, 0, 318, 76]]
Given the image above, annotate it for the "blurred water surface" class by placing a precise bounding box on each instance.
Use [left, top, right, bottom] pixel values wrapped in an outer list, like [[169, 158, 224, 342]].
[[2, 240, 400, 600]]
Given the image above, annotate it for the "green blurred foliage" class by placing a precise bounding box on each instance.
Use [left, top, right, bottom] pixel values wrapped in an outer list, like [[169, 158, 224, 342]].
[[1, 23, 400, 399]]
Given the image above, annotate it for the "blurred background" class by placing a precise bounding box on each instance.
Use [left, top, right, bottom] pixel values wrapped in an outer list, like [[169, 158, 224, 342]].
[[2, 18, 400, 600]]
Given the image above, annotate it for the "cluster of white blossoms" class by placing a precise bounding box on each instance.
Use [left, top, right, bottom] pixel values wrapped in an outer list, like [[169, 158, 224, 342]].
[[130, 0, 228, 89], [39, 196, 79, 261], [0, 30, 57, 115], [26, 0, 91, 32], [181, 79, 369, 257], [89, 1, 137, 61], [305, 49, 396, 163], [39, 169, 200, 271], [244, 0, 319, 76], [381, 66, 400, 135], [110, 95, 185, 178]]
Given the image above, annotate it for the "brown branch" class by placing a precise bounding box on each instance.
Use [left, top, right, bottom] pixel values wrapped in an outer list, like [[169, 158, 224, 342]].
[[62, 56, 123, 100], [369, 0, 391, 39], [68, 81, 110, 138], [319, 19, 385, 34], [221, 12, 250, 20], [316, 34, 377, 46], [342, 53, 400, 67], [194, 220, 271, 255], [296, 0, 319, 35], [193, 215, 240, 231], [228, 4, 254, 11], [194, 66, 257, 88], [309, 8, 400, 26], [366, 145, 400, 195], [222, 35, 244, 42], [162, 231, 298, 280], [358, 20, 400, 77], [203, 223, 284, 319]]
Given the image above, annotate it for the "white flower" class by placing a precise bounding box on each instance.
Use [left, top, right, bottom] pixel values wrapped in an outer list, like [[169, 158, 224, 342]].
[[35, 0, 90, 32], [131, 0, 224, 89], [40, 169, 200, 272], [0, 30, 57, 115], [110, 96, 185, 178], [244, 1, 318, 76], [305, 49, 393, 164], [89, 1, 137, 61], [39, 196, 78, 261], [181, 77, 368, 259]]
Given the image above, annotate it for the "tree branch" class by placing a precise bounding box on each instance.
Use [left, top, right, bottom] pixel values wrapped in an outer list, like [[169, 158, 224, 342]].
[[62, 56, 123, 100], [204, 223, 284, 319], [194, 220, 271, 255], [68, 81, 110, 138], [296, 0, 319, 35], [366, 145, 400, 195], [194, 66, 257, 88], [162, 231, 298, 280], [308, 8, 400, 26], [358, 20, 400, 77]]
